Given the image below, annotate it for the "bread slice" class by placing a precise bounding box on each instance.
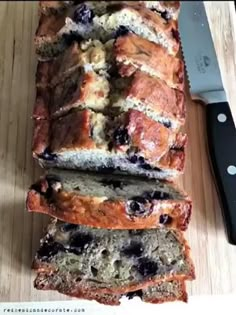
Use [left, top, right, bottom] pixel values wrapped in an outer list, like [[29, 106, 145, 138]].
[[32, 109, 187, 180], [32, 219, 195, 294], [111, 71, 185, 130], [114, 33, 184, 91], [35, 3, 179, 60], [27, 168, 192, 230], [34, 272, 187, 305], [39, 2, 180, 21]]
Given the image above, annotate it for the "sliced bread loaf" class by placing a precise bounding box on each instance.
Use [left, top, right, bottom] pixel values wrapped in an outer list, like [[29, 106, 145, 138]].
[[35, 3, 179, 60], [34, 272, 187, 305], [27, 169, 192, 230], [32, 219, 195, 294], [32, 109, 187, 180]]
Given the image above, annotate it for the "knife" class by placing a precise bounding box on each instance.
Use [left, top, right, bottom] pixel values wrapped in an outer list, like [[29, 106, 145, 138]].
[[179, 2, 236, 245]]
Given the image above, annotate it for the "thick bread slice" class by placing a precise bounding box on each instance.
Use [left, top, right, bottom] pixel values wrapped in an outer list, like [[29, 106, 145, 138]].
[[39, 2, 180, 20], [32, 219, 195, 294], [111, 71, 185, 130], [27, 169, 192, 230], [35, 3, 179, 60], [34, 272, 187, 305], [32, 109, 187, 180], [114, 33, 184, 91]]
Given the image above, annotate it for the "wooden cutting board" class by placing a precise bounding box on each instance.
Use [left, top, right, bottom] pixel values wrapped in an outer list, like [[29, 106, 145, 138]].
[[0, 1, 236, 302]]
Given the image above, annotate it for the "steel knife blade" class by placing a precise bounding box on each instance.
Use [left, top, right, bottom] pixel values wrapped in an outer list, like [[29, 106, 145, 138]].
[[179, 1, 236, 245]]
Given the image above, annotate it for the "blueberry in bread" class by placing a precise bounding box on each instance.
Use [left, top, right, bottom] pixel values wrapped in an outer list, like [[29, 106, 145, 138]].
[[32, 219, 195, 294], [32, 109, 187, 180], [35, 2, 180, 60], [34, 271, 187, 305], [27, 168, 192, 230]]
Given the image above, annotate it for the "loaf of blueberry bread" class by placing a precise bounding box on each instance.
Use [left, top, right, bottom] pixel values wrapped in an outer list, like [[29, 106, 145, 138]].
[[35, 2, 180, 60], [32, 219, 195, 294], [32, 109, 187, 179], [27, 169, 192, 230], [35, 272, 187, 306]]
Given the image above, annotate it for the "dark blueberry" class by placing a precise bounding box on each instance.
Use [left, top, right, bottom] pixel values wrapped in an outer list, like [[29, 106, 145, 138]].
[[100, 179, 124, 189], [138, 156, 145, 164], [126, 290, 143, 300], [129, 201, 142, 213], [37, 241, 64, 261], [140, 163, 152, 170], [172, 29, 180, 42], [129, 155, 138, 164], [122, 242, 144, 257], [38, 148, 57, 161], [153, 167, 162, 172], [152, 191, 171, 200], [128, 200, 152, 218], [160, 10, 171, 21], [46, 174, 61, 184], [61, 223, 78, 232], [115, 25, 129, 38], [62, 32, 83, 46], [142, 192, 153, 201], [136, 258, 158, 277], [30, 181, 43, 194], [159, 214, 173, 225], [91, 266, 98, 277], [132, 196, 147, 204], [113, 128, 130, 146], [69, 233, 93, 255], [163, 121, 171, 128], [73, 4, 94, 24], [97, 166, 116, 174], [128, 230, 144, 236]]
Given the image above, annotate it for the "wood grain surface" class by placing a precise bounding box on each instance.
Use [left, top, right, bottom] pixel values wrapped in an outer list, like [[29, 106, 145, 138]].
[[0, 1, 236, 303]]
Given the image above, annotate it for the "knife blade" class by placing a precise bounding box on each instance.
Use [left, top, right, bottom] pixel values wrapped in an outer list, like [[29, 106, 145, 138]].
[[179, 1, 236, 245]]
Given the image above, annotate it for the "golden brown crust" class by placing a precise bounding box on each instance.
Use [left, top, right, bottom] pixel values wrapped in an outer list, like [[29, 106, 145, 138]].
[[34, 70, 108, 120], [35, 12, 66, 38], [51, 110, 96, 152], [125, 71, 185, 127], [36, 42, 81, 88], [123, 110, 174, 162], [33, 86, 50, 120], [26, 177, 192, 230], [32, 119, 50, 157], [121, 4, 179, 55], [115, 33, 184, 90]]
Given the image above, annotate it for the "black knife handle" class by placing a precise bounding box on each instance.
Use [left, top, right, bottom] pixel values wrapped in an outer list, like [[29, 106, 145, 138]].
[[206, 102, 236, 245]]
